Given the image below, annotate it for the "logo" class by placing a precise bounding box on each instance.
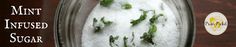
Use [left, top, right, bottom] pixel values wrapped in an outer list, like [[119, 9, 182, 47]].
[[204, 12, 228, 35]]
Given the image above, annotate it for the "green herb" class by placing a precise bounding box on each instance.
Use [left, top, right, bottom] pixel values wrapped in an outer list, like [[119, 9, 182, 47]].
[[130, 10, 148, 26], [149, 11, 157, 24], [140, 24, 157, 44], [93, 18, 98, 23], [100, 0, 114, 7], [140, 11, 160, 44], [94, 26, 102, 32], [131, 32, 135, 46], [148, 24, 157, 34], [131, 32, 135, 42], [150, 12, 164, 24], [109, 35, 119, 47], [122, 3, 132, 9], [93, 18, 101, 32], [158, 13, 164, 17], [123, 36, 128, 47], [93, 17, 113, 32], [101, 17, 113, 26], [149, 15, 158, 24]]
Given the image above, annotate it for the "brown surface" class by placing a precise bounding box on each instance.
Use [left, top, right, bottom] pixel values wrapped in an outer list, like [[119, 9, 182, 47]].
[[192, 0, 236, 47], [0, 0, 59, 47]]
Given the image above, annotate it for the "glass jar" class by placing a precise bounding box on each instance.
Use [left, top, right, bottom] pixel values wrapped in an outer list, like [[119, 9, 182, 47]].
[[54, 0, 195, 47]]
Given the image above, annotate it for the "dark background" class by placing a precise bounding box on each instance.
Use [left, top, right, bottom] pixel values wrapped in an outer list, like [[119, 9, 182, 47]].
[[0, 0, 58, 47], [192, 0, 236, 47], [0, 0, 236, 47]]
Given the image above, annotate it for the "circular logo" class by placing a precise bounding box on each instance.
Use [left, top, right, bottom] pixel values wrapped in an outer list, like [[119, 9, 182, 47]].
[[204, 12, 228, 35]]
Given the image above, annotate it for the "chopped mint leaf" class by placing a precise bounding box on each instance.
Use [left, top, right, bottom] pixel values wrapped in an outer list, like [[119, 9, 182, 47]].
[[130, 10, 148, 26], [123, 36, 128, 47], [140, 24, 157, 44], [150, 15, 158, 24], [109, 35, 119, 47], [150, 11, 164, 24], [93, 18, 101, 32], [131, 32, 135, 42], [94, 26, 102, 32], [100, 0, 114, 7], [122, 3, 132, 9], [101, 17, 112, 26], [93, 17, 112, 32]]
